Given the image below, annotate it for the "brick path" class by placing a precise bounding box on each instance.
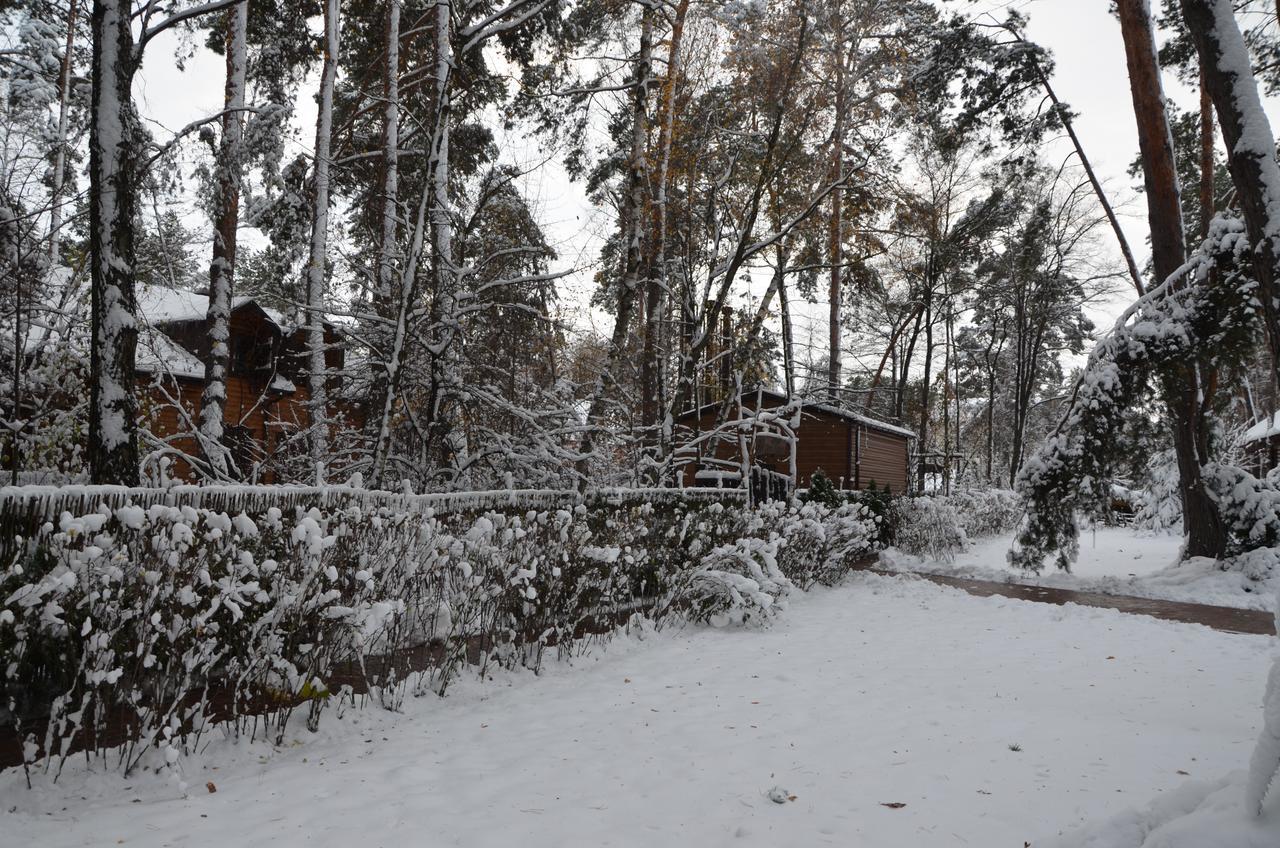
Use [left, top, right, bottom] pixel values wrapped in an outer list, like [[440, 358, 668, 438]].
[[871, 569, 1276, 636]]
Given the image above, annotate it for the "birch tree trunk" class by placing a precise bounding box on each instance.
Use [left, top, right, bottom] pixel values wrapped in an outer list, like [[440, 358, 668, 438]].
[[368, 0, 401, 489], [575, 6, 652, 485], [305, 0, 340, 486], [428, 0, 471, 486], [1117, 0, 1225, 558], [827, 8, 845, 401], [88, 0, 140, 485], [199, 0, 249, 478], [49, 0, 79, 265]]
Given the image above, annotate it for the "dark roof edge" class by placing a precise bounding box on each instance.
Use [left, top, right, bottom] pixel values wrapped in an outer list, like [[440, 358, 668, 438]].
[[675, 387, 916, 439]]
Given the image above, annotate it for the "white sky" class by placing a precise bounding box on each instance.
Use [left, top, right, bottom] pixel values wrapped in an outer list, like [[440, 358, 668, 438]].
[[133, 0, 1280, 378]]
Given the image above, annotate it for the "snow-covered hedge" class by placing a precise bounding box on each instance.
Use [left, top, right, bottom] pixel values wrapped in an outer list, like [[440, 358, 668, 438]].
[[889, 490, 1022, 560], [0, 488, 879, 778], [945, 489, 1022, 539], [890, 497, 968, 561]]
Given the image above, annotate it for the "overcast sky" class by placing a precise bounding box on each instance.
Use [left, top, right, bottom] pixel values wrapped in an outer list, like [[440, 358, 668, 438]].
[[133, 0, 1280, 369]]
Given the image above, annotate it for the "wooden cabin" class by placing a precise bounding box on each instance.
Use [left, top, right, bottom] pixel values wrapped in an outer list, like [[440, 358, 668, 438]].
[[1241, 411, 1280, 478], [674, 387, 915, 496], [135, 288, 351, 481]]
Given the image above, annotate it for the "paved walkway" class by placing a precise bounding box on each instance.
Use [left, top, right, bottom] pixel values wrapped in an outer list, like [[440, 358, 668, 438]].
[[871, 569, 1276, 636]]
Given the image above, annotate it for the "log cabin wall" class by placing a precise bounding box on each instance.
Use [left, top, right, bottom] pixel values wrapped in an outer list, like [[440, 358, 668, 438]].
[[854, 426, 910, 495], [142, 374, 315, 482], [675, 399, 912, 493], [139, 302, 352, 482], [792, 413, 852, 488]]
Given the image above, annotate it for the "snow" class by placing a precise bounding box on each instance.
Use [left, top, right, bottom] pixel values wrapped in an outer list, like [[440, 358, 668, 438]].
[[882, 526, 1280, 611], [1207, 0, 1280, 242], [3, 574, 1275, 847], [684, 387, 917, 440], [1241, 410, 1280, 445], [134, 329, 206, 379], [1047, 770, 1278, 848], [136, 286, 286, 328]]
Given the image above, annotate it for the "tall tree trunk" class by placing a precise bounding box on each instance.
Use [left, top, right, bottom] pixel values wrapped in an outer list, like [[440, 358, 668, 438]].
[[895, 308, 923, 422], [640, 0, 688, 481], [862, 304, 921, 414], [428, 0, 471, 486], [1198, 69, 1215, 240], [576, 7, 652, 485], [49, 0, 79, 264], [986, 364, 997, 483], [777, 243, 796, 399], [942, 304, 953, 494], [827, 10, 845, 400], [917, 297, 933, 492], [368, 0, 402, 489], [88, 0, 140, 485], [1180, 0, 1280, 389], [305, 0, 339, 486], [199, 0, 249, 478], [1117, 0, 1225, 558]]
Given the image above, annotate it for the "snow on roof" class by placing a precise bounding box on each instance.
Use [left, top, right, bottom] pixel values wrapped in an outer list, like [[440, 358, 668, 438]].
[[1241, 411, 1280, 444], [137, 286, 237, 324], [135, 328, 205, 379], [710, 386, 918, 440], [136, 286, 316, 334], [789, 396, 917, 439]]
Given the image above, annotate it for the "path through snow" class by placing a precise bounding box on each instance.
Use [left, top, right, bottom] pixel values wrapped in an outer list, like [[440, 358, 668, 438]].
[[883, 526, 1279, 611], [2, 574, 1274, 847]]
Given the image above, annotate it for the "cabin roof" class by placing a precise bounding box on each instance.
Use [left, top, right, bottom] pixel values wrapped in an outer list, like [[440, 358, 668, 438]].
[[135, 330, 206, 379], [677, 387, 916, 440], [137, 286, 292, 330], [1241, 410, 1280, 445]]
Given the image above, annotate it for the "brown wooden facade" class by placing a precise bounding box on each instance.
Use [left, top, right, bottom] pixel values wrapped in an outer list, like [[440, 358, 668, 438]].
[[675, 389, 915, 495], [137, 295, 352, 482]]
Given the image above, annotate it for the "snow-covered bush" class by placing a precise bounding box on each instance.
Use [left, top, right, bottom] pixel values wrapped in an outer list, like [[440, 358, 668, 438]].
[[766, 499, 881, 589], [891, 496, 968, 561], [681, 537, 792, 627], [945, 489, 1022, 539], [0, 485, 881, 776]]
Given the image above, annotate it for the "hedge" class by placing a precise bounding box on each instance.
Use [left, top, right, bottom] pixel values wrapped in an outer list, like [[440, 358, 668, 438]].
[[0, 487, 879, 781]]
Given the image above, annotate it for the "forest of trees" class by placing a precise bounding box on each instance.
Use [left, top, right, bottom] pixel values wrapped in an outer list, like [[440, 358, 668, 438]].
[[3, 0, 1280, 566]]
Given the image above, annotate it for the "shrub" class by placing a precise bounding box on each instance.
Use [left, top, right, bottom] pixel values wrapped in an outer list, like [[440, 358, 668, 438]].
[[945, 489, 1022, 538], [0, 486, 881, 778], [890, 496, 968, 560], [801, 469, 844, 509], [681, 537, 792, 627], [763, 499, 881, 589], [846, 485, 899, 547]]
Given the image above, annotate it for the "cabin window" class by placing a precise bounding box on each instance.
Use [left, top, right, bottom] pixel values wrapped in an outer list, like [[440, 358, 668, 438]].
[[229, 333, 272, 375]]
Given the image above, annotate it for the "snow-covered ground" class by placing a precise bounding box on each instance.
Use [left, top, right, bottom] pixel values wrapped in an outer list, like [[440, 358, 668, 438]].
[[882, 526, 1280, 611], [3, 574, 1275, 847]]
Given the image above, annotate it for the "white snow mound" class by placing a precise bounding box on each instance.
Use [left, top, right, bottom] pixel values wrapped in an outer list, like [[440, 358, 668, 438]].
[[1044, 770, 1278, 848]]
